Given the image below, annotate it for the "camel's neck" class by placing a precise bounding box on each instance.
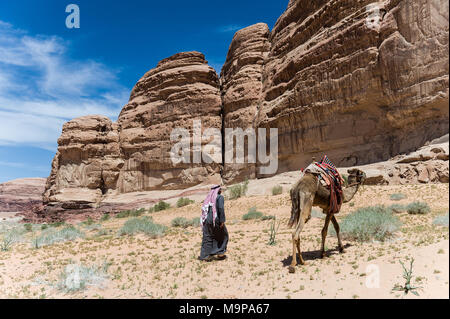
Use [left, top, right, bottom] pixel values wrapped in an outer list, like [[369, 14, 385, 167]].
[[342, 184, 360, 203]]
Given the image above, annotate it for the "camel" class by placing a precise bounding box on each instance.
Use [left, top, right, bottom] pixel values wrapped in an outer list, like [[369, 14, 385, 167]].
[[287, 168, 366, 273]]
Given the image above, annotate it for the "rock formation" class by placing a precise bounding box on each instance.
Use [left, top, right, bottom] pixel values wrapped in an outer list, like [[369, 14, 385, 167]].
[[40, 0, 448, 211], [0, 178, 46, 212]]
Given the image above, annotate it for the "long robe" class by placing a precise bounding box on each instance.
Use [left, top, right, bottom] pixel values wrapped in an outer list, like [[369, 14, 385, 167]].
[[199, 194, 229, 260]]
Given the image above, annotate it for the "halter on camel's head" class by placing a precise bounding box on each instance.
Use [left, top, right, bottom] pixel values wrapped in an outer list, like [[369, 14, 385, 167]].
[[346, 168, 367, 187]]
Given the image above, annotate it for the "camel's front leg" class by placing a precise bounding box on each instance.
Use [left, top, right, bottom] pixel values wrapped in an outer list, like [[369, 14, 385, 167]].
[[331, 215, 345, 253], [320, 214, 332, 258]]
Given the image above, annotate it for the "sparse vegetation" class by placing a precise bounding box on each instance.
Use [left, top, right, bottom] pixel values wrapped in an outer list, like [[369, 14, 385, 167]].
[[100, 213, 110, 222], [242, 207, 263, 220], [171, 217, 191, 228], [392, 258, 421, 296], [190, 217, 201, 227], [261, 215, 275, 221], [433, 213, 449, 227], [390, 193, 407, 201], [406, 202, 431, 215], [57, 263, 109, 293], [118, 216, 167, 238], [176, 197, 195, 208], [271, 185, 283, 196], [229, 179, 249, 200], [32, 226, 84, 249], [388, 204, 407, 214], [335, 205, 401, 242], [152, 201, 171, 212], [267, 218, 281, 246], [115, 208, 146, 219]]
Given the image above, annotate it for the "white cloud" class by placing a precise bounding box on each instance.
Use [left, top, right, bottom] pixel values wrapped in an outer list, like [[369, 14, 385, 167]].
[[217, 25, 245, 33], [0, 21, 129, 151]]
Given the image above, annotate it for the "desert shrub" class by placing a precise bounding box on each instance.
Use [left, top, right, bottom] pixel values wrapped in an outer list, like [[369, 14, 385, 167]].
[[153, 201, 171, 212], [272, 185, 283, 196], [115, 208, 146, 219], [118, 216, 167, 238], [0, 229, 23, 251], [100, 213, 110, 222], [267, 218, 281, 246], [433, 213, 449, 227], [171, 217, 191, 228], [32, 226, 84, 249], [261, 215, 275, 221], [57, 263, 108, 293], [335, 205, 401, 242], [176, 197, 195, 208], [191, 217, 201, 227], [389, 204, 407, 214], [229, 180, 249, 200], [406, 202, 431, 215], [243, 207, 263, 220], [49, 222, 65, 228], [390, 193, 407, 201], [82, 217, 94, 226], [41, 224, 48, 230], [24, 223, 33, 232]]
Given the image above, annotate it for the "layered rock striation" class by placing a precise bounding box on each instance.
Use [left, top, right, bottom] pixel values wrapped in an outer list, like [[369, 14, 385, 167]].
[[42, 0, 449, 210]]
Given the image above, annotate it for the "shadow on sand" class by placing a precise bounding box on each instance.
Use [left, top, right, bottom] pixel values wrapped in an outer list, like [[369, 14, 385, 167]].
[[281, 243, 352, 267]]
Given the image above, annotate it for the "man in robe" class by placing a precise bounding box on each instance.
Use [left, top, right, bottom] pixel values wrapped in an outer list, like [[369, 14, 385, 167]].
[[198, 185, 228, 261]]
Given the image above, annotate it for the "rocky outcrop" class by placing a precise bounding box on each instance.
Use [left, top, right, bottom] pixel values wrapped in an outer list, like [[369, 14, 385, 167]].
[[221, 23, 271, 182], [255, 0, 449, 176], [117, 52, 222, 193], [0, 178, 46, 212], [43, 52, 222, 208], [41, 0, 448, 213]]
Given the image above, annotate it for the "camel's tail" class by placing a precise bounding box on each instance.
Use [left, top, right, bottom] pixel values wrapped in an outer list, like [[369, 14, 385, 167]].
[[288, 187, 300, 228]]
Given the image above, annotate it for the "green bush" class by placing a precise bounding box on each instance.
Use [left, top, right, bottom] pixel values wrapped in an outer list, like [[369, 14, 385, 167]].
[[261, 215, 275, 221], [191, 217, 201, 227], [153, 201, 171, 212], [100, 213, 110, 222], [406, 202, 431, 215], [229, 180, 249, 200], [24, 223, 33, 232], [243, 207, 263, 220], [118, 216, 167, 238], [41, 224, 48, 230], [433, 213, 449, 227], [32, 226, 84, 248], [115, 208, 146, 219], [388, 204, 407, 214], [272, 185, 283, 196], [390, 193, 407, 201], [176, 197, 195, 208], [171, 217, 191, 228], [49, 222, 65, 228], [333, 205, 401, 242]]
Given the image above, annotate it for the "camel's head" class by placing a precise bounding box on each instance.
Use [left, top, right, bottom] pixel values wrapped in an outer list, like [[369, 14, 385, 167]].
[[347, 168, 366, 186]]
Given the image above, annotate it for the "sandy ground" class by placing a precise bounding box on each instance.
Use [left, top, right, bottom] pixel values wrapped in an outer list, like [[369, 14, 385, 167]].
[[0, 183, 448, 299]]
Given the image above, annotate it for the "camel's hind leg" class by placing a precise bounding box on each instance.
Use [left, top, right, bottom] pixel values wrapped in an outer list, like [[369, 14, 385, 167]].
[[320, 214, 332, 258], [331, 215, 345, 253], [289, 192, 313, 273]]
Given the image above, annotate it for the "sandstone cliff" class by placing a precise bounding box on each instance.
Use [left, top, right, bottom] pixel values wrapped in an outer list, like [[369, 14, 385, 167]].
[[41, 0, 449, 210], [0, 178, 46, 212]]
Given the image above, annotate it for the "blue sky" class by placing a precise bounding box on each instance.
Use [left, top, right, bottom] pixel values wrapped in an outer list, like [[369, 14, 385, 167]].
[[0, 0, 287, 183]]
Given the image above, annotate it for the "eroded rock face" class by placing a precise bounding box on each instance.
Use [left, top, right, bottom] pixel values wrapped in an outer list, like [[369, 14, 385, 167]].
[[41, 0, 449, 212], [43, 115, 123, 206], [255, 0, 449, 176], [0, 178, 46, 212], [221, 23, 271, 183], [117, 52, 222, 192], [43, 52, 222, 207]]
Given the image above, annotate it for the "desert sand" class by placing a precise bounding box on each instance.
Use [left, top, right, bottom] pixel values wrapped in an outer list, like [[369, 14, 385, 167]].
[[0, 182, 448, 299]]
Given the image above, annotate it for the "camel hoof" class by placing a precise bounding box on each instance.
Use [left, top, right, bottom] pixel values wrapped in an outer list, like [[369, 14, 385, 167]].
[[299, 260, 306, 265], [288, 266, 296, 274], [320, 252, 326, 259]]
